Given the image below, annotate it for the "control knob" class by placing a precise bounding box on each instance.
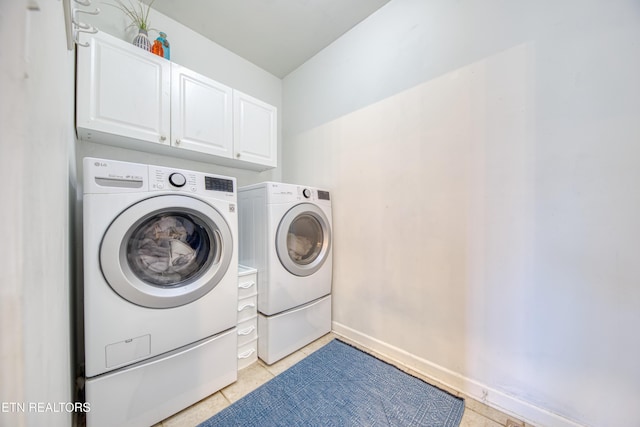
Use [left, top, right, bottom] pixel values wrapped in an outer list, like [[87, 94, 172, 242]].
[[302, 188, 311, 199], [169, 173, 186, 188]]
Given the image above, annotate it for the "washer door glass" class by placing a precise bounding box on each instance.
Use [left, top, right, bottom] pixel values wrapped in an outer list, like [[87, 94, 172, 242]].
[[100, 195, 233, 308], [276, 203, 331, 277], [127, 213, 216, 287]]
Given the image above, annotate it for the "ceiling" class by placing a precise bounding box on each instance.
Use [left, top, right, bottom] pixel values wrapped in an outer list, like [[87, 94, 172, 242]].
[[148, 0, 390, 78]]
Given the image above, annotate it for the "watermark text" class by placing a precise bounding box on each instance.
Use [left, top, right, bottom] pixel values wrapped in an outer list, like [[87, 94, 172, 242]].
[[1, 402, 90, 413]]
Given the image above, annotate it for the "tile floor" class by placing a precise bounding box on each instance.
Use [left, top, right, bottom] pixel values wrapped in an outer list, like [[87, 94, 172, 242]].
[[158, 333, 532, 427]]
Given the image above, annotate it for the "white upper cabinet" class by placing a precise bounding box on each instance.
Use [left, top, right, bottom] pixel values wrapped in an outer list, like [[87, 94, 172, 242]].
[[171, 63, 233, 158], [233, 91, 278, 169], [76, 31, 277, 171], [76, 31, 171, 146]]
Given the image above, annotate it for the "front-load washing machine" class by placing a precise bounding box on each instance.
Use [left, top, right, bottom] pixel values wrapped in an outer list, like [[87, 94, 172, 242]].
[[238, 182, 332, 364], [82, 158, 238, 427]]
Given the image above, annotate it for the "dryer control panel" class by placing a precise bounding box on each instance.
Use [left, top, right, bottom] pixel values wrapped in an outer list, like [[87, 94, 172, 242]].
[[259, 181, 331, 206]]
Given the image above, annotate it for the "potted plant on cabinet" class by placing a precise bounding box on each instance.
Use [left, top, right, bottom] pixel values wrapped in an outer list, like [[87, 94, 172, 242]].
[[109, 0, 157, 51]]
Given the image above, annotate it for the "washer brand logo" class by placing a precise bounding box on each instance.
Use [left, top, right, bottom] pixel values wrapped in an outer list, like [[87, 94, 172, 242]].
[[229, 204, 236, 213], [94, 161, 107, 167]]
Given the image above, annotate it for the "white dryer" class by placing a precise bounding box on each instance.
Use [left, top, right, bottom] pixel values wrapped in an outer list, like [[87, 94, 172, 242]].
[[82, 158, 238, 427], [239, 182, 332, 364]]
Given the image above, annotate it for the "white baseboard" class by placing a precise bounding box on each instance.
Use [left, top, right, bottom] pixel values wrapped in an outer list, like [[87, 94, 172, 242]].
[[332, 321, 585, 427]]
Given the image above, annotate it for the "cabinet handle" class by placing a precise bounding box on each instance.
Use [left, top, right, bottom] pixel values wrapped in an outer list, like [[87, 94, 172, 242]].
[[239, 281, 255, 289], [238, 348, 256, 359], [175, 139, 181, 145], [236, 153, 241, 158], [159, 135, 167, 142], [238, 325, 256, 336], [238, 302, 255, 312]]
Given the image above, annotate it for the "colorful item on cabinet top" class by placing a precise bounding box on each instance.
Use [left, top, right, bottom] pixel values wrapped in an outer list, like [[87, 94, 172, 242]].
[[157, 32, 170, 60], [151, 37, 164, 57], [150, 32, 170, 59]]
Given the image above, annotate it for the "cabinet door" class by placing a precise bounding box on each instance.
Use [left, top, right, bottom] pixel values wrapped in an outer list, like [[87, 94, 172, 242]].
[[171, 64, 233, 157], [233, 91, 277, 168], [76, 31, 170, 145]]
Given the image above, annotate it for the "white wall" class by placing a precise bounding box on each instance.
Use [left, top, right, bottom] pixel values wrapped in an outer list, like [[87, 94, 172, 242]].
[[81, 1, 283, 186], [282, 1, 640, 426], [0, 1, 75, 426]]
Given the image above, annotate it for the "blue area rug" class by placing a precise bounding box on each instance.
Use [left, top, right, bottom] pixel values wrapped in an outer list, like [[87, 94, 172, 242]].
[[199, 339, 464, 427]]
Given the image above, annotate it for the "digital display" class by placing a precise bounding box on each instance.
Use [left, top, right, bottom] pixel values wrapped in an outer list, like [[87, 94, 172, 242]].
[[205, 176, 234, 192], [318, 190, 330, 200]]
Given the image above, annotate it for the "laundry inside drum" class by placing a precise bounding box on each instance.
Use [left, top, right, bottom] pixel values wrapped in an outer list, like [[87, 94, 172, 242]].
[[286, 214, 323, 265], [126, 213, 215, 286]]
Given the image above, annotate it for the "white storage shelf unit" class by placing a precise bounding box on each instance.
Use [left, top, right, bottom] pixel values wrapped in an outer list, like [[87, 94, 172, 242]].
[[237, 266, 258, 369], [76, 31, 277, 171]]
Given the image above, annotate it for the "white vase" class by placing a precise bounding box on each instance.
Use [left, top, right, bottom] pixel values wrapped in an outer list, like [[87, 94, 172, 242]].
[[132, 29, 151, 51]]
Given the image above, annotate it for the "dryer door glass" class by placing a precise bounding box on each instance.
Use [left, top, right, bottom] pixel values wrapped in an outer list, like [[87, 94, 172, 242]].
[[276, 203, 331, 277], [287, 214, 323, 265], [126, 213, 217, 287]]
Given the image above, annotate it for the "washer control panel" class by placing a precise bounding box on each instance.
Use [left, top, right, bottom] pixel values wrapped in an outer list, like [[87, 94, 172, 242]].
[[168, 173, 187, 188], [149, 166, 235, 196], [83, 157, 237, 199], [150, 167, 197, 192], [205, 176, 234, 193]]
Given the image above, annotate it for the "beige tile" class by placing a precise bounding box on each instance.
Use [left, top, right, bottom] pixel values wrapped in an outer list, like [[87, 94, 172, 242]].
[[242, 332, 337, 376], [299, 331, 337, 355], [161, 392, 230, 427], [220, 362, 274, 403], [459, 407, 504, 427], [465, 397, 525, 426], [260, 349, 308, 376]]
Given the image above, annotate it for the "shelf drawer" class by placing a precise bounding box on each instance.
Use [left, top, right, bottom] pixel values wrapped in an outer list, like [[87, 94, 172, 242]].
[[237, 338, 258, 370], [238, 273, 257, 299], [237, 317, 258, 347], [237, 295, 257, 323]]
